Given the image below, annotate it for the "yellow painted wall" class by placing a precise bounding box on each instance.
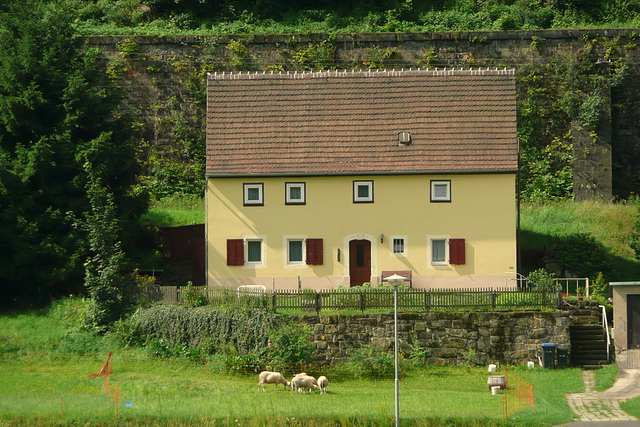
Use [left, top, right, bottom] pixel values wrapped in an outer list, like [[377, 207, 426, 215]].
[[206, 174, 517, 289]]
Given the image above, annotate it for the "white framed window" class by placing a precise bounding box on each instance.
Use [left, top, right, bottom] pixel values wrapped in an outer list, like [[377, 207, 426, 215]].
[[428, 235, 450, 269], [285, 236, 306, 266], [244, 183, 264, 206], [244, 236, 266, 268], [285, 182, 306, 205], [430, 180, 451, 202], [390, 236, 407, 257], [353, 180, 374, 203]]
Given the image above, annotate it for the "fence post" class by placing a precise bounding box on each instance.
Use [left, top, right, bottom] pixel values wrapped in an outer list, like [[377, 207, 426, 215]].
[[556, 289, 563, 309], [424, 291, 430, 311], [491, 292, 496, 310], [315, 292, 321, 314], [359, 293, 365, 312], [272, 293, 277, 312]]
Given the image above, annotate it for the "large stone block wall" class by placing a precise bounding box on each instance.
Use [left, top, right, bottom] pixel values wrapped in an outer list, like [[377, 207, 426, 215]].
[[86, 28, 640, 198], [289, 306, 600, 366]]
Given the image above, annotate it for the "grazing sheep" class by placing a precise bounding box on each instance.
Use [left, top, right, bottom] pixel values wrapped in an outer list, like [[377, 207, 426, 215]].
[[258, 371, 290, 391], [317, 375, 329, 394], [290, 375, 318, 394], [293, 373, 318, 387]]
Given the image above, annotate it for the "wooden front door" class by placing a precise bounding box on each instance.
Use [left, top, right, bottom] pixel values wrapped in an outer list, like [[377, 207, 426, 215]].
[[349, 239, 371, 286], [628, 295, 640, 349]]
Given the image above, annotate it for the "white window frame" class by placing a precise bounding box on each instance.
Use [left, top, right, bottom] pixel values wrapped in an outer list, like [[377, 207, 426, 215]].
[[243, 183, 264, 206], [430, 180, 451, 202], [390, 235, 407, 257], [353, 180, 374, 203], [427, 235, 450, 269], [285, 182, 306, 205], [243, 236, 266, 269], [284, 235, 308, 268]]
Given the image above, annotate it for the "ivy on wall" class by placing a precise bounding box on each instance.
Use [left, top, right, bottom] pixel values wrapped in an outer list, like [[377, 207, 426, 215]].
[[98, 31, 640, 201]]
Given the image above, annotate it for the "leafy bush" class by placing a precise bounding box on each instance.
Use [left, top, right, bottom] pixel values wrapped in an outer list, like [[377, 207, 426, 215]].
[[181, 282, 208, 307], [550, 232, 613, 280], [134, 305, 275, 357], [344, 344, 394, 378], [267, 320, 315, 368], [528, 268, 557, 291]]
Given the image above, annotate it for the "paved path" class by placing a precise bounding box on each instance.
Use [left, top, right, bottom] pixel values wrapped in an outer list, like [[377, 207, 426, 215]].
[[564, 350, 640, 424]]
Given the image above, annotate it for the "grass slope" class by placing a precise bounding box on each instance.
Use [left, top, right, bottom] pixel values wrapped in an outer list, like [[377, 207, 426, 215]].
[[520, 201, 640, 281]]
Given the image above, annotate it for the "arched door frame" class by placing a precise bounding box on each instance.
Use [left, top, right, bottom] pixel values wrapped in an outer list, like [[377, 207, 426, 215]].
[[343, 234, 378, 285]]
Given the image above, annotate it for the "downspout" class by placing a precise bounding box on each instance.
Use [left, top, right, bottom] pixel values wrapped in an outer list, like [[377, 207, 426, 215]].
[[204, 177, 208, 286], [516, 136, 522, 279]]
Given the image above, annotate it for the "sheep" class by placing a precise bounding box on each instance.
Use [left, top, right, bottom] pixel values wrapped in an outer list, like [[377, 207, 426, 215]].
[[293, 373, 318, 387], [290, 375, 319, 394], [317, 375, 329, 394], [258, 371, 290, 391]]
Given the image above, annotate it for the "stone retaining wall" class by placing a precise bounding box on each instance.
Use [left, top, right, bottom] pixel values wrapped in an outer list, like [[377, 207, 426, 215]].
[[289, 304, 600, 366]]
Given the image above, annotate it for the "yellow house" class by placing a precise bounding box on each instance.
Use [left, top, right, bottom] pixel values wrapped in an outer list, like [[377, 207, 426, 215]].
[[205, 68, 518, 290]]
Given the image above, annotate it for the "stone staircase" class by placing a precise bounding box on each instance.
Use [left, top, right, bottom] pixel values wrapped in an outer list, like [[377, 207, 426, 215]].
[[570, 324, 609, 368]]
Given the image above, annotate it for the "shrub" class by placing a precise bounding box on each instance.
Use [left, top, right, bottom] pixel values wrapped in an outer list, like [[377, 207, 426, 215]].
[[267, 320, 314, 368], [181, 282, 208, 307], [344, 344, 394, 378], [550, 232, 613, 280], [134, 305, 275, 357], [528, 268, 557, 291]]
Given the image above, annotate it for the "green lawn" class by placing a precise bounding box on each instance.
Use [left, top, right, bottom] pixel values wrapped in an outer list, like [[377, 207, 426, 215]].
[[0, 351, 586, 426]]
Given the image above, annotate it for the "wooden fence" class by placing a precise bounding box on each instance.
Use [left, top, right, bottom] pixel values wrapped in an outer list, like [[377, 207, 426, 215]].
[[137, 286, 561, 312]]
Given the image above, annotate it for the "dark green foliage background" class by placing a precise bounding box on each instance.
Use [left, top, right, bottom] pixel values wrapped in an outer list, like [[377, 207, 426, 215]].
[[0, 0, 148, 307]]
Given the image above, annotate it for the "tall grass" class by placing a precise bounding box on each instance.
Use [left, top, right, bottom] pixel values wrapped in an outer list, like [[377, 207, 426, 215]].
[[520, 200, 640, 280], [521, 200, 637, 259], [140, 194, 204, 227]]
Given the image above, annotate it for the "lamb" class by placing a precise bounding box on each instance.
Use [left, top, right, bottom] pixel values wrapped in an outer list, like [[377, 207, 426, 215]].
[[317, 375, 329, 394], [258, 371, 290, 391], [290, 375, 319, 394]]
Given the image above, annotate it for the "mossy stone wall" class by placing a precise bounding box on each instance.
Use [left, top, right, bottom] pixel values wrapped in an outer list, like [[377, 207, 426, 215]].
[[87, 29, 640, 199], [291, 303, 600, 366]]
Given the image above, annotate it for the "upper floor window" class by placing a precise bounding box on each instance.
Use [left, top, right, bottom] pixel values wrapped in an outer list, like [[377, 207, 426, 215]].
[[430, 180, 451, 202], [244, 183, 264, 206], [353, 180, 374, 203], [285, 182, 306, 205]]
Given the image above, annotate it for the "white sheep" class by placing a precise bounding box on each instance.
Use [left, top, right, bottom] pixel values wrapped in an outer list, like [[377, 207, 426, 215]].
[[290, 375, 318, 394], [293, 373, 318, 387], [258, 371, 290, 391], [317, 375, 329, 394]]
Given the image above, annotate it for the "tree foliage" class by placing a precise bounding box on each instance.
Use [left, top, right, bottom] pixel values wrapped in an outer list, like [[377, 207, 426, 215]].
[[51, 0, 639, 34], [0, 0, 148, 308]]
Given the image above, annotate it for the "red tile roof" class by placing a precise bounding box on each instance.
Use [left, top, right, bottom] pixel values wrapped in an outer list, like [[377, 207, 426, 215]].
[[206, 68, 518, 176]]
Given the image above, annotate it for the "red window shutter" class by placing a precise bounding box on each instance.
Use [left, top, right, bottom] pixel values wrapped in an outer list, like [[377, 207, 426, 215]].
[[226, 239, 244, 266], [306, 238, 324, 265], [449, 238, 466, 265]]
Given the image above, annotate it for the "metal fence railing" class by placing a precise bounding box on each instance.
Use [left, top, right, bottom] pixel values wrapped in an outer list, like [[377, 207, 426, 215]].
[[136, 286, 561, 312]]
